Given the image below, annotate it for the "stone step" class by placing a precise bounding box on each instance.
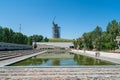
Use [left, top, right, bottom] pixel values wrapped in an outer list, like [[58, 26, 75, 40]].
[[0, 67, 120, 80], [0, 50, 42, 61]]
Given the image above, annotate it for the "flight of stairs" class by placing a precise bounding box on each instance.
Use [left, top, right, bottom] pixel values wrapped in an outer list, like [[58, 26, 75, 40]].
[[0, 66, 120, 80]]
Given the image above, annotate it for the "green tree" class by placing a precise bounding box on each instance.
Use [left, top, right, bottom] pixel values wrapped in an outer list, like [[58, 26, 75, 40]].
[[8, 28, 14, 43], [2, 27, 10, 42], [107, 20, 120, 38], [92, 26, 102, 50], [44, 37, 49, 42], [0, 26, 3, 42], [73, 39, 77, 49], [82, 32, 93, 50], [32, 35, 43, 42], [76, 38, 84, 49], [12, 32, 28, 44], [0, 26, 46, 46], [27, 36, 33, 45], [106, 20, 119, 50], [73, 20, 119, 51]]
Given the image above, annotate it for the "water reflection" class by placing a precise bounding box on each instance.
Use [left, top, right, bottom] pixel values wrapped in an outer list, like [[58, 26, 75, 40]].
[[10, 52, 116, 66], [73, 54, 114, 65], [52, 59, 60, 66]]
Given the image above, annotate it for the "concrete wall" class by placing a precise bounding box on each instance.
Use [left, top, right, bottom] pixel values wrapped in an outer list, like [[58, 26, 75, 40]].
[[36, 42, 74, 48]]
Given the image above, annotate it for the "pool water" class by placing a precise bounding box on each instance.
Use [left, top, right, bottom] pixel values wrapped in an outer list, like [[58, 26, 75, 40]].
[[9, 52, 117, 66]]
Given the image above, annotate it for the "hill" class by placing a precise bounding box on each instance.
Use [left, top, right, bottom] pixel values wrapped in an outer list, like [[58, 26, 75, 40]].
[[49, 38, 74, 42]]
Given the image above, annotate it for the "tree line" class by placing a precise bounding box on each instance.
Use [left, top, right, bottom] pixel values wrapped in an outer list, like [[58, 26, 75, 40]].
[[0, 26, 49, 45], [73, 20, 120, 51]]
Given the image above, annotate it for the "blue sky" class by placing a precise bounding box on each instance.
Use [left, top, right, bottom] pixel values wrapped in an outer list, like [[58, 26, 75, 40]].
[[0, 0, 120, 39]]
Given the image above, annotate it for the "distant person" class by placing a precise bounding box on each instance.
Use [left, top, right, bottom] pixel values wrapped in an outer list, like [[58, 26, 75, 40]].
[[95, 52, 97, 57], [84, 48, 86, 53], [97, 52, 100, 57], [95, 51, 100, 58]]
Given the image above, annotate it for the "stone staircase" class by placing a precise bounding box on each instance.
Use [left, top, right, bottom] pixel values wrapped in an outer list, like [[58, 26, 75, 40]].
[[0, 66, 120, 80], [0, 50, 42, 61]]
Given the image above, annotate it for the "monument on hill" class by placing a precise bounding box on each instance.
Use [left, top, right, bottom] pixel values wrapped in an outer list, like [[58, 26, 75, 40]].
[[52, 17, 60, 38]]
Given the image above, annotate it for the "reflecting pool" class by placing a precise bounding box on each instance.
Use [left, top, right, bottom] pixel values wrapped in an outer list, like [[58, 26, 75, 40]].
[[9, 52, 117, 66]]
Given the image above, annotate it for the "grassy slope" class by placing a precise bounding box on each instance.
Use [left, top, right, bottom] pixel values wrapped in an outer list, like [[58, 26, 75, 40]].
[[49, 38, 74, 42]]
